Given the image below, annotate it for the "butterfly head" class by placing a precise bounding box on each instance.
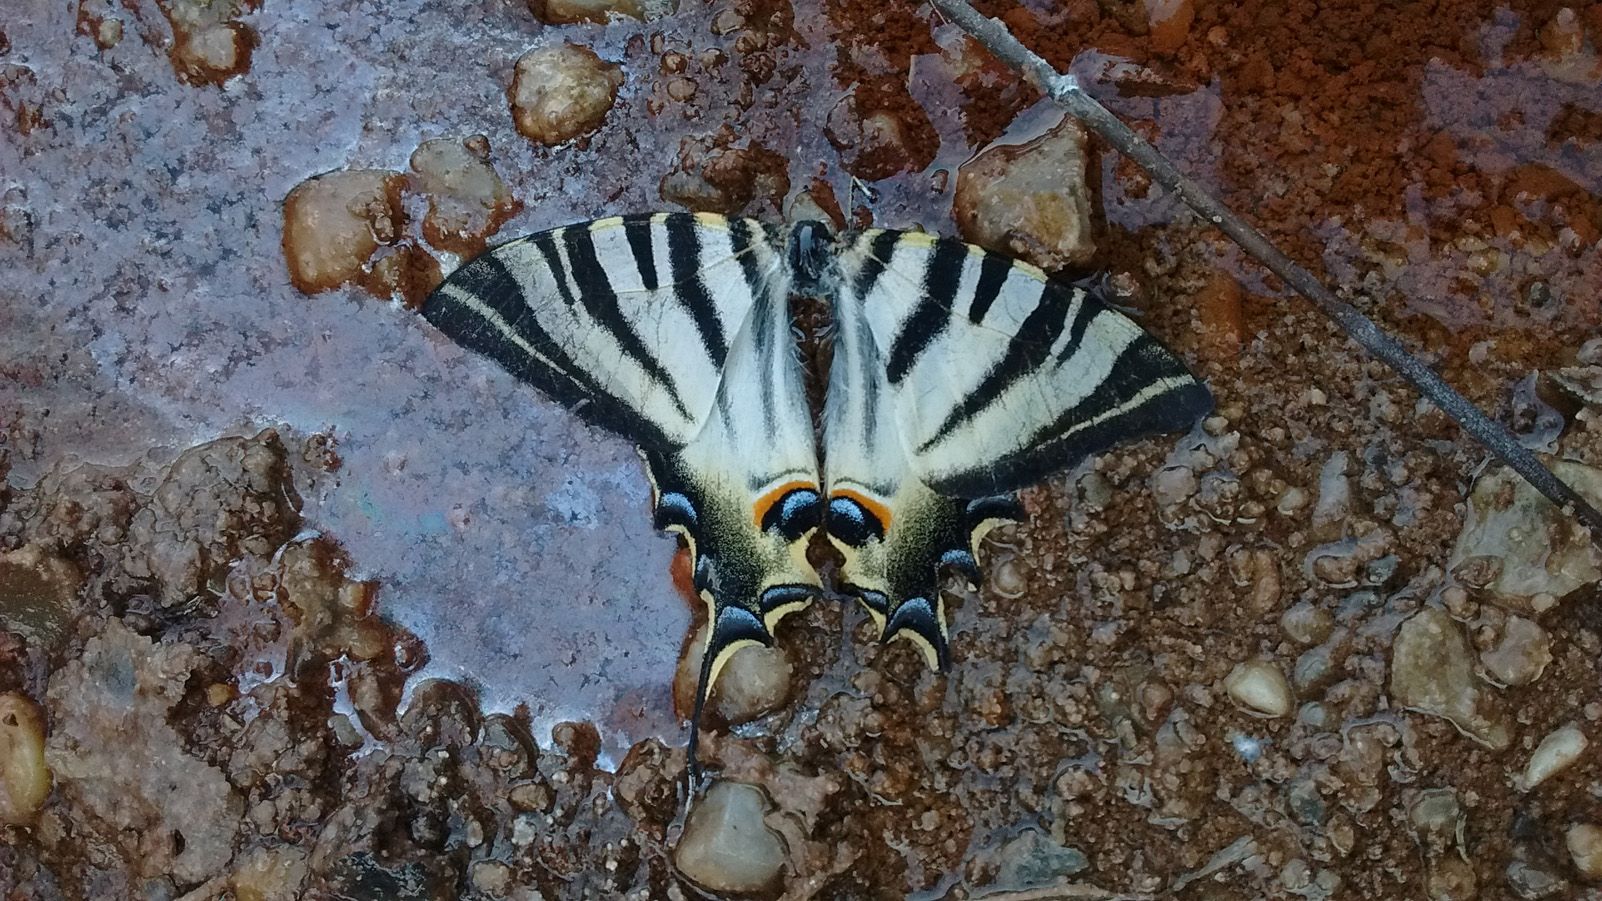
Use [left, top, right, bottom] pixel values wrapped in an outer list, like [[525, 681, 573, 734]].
[[788, 220, 838, 295]]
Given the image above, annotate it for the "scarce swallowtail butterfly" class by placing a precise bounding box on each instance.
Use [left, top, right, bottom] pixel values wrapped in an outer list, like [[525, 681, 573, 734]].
[[421, 211, 1213, 781]]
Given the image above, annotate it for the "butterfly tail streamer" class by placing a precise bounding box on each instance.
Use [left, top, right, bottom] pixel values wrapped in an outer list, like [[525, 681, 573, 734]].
[[929, 0, 1602, 545]]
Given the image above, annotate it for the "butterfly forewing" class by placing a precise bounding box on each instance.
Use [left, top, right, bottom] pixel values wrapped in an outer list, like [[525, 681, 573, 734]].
[[423, 212, 823, 778], [822, 228, 1212, 667]]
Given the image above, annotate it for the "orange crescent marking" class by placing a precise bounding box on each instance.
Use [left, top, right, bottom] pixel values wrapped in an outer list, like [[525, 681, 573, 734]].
[[752, 480, 817, 529], [832, 488, 893, 532]]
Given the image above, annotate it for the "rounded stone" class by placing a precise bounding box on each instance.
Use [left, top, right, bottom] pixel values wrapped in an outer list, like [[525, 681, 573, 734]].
[[1567, 823, 1602, 880], [674, 781, 786, 894], [281, 170, 406, 294], [1280, 601, 1334, 646], [0, 693, 50, 824], [1224, 660, 1292, 718], [954, 111, 1095, 271], [1480, 615, 1553, 687], [509, 44, 624, 146]]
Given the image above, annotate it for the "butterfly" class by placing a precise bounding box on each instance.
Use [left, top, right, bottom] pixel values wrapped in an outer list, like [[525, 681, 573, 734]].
[[421, 211, 1212, 780]]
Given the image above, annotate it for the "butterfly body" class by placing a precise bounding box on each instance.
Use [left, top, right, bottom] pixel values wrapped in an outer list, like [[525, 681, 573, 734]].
[[422, 212, 1211, 779]]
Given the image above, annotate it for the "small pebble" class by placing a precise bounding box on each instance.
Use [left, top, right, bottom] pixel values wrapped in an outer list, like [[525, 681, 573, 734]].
[[1224, 660, 1292, 718], [989, 555, 1027, 598], [1280, 601, 1333, 646], [1451, 461, 1602, 611], [1480, 616, 1552, 687], [469, 860, 513, 898], [408, 136, 522, 255], [673, 624, 793, 724], [1151, 466, 1198, 509], [1506, 859, 1567, 899], [231, 846, 310, 901], [1521, 723, 1588, 791], [1566, 823, 1602, 880], [1276, 486, 1309, 516]]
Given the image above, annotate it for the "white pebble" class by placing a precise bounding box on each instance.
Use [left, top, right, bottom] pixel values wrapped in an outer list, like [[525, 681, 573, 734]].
[[1521, 723, 1589, 791], [1567, 823, 1602, 880], [1224, 660, 1292, 718]]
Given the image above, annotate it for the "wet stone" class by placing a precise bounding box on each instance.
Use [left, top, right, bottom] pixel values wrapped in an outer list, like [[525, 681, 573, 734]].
[[1312, 452, 1352, 527], [659, 131, 790, 216], [1507, 859, 1568, 899], [1408, 788, 1465, 859], [992, 828, 1089, 888], [1146, 0, 1196, 52], [675, 622, 794, 724], [231, 846, 310, 901], [0, 543, 80, 651], [1427, 856, 1478, 900], [509, 44, 624, 147], [157, 0, 259, 86], [526, 0, 644, 24], [954, 112, 1096, 271], [1450, 461, 1602, 612], [44, 620, 241, 883], [469, 860, 513, 898], [714, 641, 793, 723], [1391, 607, 1510, 749], [408, 136, 523, 257], [674, 781, 786, 894], [1480, 615, 1552, 687], [0, 692, 49, 824], [282, 170, 407, 295], [614, 738, 680, 836]]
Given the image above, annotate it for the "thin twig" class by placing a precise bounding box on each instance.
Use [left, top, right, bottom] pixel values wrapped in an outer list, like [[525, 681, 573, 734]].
[[931, 0, 1602, 542]]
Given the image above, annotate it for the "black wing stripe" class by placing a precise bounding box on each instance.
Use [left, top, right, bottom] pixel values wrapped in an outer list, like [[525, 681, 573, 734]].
[[885, 238, 965, 385], [934, 339, 1212, 497], [1052, 290, 1100, 365], [422, 250, 673, 449], [730, 219, 780, 436], [852, 229, 903, 301], [622, 214, 659, 291], [665, 216, 729, 369], [967, 250, 1011, 324], [917, 279, 1075, 452], [560, 225, 692, 421]]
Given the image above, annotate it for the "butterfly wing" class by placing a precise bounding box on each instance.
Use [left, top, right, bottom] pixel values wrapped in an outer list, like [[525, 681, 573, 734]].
[[822, 228, 1212, 668], [423, 212, 822, 777]]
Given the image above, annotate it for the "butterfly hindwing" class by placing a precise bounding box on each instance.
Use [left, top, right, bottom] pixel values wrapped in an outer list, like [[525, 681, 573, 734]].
[[423, 213, 822, 778], [822, 227, 1212, 668]]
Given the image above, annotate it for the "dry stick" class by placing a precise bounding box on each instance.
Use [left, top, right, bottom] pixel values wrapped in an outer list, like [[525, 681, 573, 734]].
[[931, 0, 1602, 541]]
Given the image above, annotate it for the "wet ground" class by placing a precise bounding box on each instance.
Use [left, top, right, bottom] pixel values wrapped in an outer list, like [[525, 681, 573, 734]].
[[2, 0, 1602, 898]]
